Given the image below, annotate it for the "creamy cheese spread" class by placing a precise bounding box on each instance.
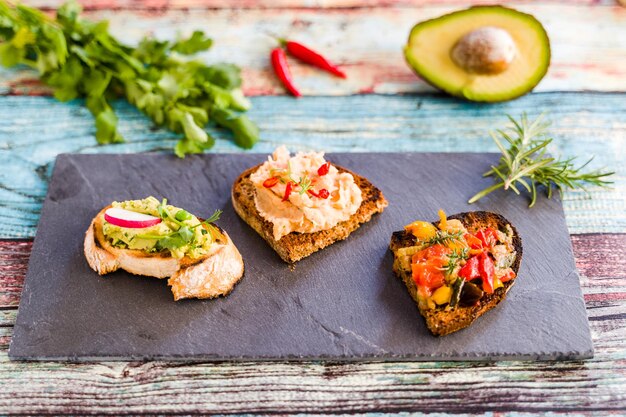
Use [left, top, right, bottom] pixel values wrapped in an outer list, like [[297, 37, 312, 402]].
[[249, 146, 363, 240]]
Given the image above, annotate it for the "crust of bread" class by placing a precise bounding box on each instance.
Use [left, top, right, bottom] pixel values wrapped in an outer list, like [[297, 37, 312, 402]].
[[84, 207, 244, 301], [390, 211, 523, 336], [231, 163, 388, 263]]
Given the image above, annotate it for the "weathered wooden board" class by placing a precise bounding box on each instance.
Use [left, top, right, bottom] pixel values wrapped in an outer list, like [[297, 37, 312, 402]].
[[1, 93, 624, 238], [2, 3, 626, 96], [21, 0, 624, 9], [9, 152, 592, 361], [1, 233, 624, 412], [0, 0, 624, 413], [0, 233, 604, 405]]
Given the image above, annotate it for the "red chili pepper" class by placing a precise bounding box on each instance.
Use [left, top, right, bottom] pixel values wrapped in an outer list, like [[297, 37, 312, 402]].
[[478, 252, 495, 294], [459, 256, 480, 280], [263, 176, 280, 188], [282, 40, 347, 79], [309, 188, 330, 199], [317, 162, 331, 176], [271, 47, 301, 97], [475, 228, 498, 248], [282, 181, 294, 201]]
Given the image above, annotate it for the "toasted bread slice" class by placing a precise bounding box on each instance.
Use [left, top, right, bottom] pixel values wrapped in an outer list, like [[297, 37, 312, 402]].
[[390, 211, 522, 336], [84, 207, 244, 301], [232, 163, 388, 263]]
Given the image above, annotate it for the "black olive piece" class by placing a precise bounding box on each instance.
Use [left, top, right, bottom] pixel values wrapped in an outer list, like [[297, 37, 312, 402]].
[[460, 281, 484, 306]]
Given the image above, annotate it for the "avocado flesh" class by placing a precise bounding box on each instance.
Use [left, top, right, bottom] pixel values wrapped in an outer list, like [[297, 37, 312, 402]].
[[404, 6, 550, 102]]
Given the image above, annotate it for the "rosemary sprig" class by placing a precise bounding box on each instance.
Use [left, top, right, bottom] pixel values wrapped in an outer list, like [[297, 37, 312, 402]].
[[427, 230, 464, 246], [442, 247, 469, 277], [468, 113, 614, 208]]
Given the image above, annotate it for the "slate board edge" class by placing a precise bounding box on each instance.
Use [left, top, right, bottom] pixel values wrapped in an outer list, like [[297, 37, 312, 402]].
[[8, 349, 594, 362]]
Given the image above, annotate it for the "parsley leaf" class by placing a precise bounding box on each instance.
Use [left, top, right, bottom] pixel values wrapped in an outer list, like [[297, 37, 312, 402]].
[[172, 30, 212, 55]]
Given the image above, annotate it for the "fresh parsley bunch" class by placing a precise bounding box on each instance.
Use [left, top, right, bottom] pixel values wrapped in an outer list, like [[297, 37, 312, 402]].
[[0, 1, 259, 157]]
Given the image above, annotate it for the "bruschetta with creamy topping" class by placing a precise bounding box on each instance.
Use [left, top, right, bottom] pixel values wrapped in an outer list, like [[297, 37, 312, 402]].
[[232, 146, 388, 263]]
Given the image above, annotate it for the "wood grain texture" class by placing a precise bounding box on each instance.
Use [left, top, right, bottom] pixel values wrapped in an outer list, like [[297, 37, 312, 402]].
[[2, 3, 626, 96], [1, 93, 624, 238], [0, 241, 30, 308], [19, 0, 624, 9], [0, 233, 625, 412]]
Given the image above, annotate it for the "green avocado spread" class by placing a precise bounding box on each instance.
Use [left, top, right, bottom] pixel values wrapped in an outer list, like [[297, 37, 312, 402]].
[[102, 196, 218, 259]]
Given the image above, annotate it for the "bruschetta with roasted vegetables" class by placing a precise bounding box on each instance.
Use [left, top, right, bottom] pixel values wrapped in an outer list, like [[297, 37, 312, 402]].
[[390, 210, 522, 336]]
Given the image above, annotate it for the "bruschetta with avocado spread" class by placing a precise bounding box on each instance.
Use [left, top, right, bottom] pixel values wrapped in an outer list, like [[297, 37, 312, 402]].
[[84, 196, 244, 301], [390, 210, 522, 336]]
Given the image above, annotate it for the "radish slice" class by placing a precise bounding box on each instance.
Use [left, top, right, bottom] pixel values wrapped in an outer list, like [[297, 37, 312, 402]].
[[104, 207, 162, 229]]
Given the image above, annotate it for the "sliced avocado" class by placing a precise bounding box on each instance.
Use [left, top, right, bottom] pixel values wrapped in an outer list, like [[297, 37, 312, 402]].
[[404, 6, 550, 102]]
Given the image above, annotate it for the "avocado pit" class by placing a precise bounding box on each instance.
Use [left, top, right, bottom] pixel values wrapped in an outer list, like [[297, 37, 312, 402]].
[[451, 26, 517, 75]]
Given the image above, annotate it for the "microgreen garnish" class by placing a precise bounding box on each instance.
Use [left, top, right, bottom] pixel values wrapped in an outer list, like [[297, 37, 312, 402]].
[[264, 161, 330, 200], [137, 203, 221, 251], [203, 209, 222, 224], [468, 113, 614, 207], [297, 176, 312, 195], [157, 198, 186, 228]]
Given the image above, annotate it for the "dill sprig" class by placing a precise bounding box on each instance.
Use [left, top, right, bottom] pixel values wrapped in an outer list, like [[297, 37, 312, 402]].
[[468, 113, 614, 208]]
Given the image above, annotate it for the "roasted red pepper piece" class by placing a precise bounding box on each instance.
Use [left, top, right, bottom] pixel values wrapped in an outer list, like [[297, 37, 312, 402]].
[[271, 47, 301, 97], [475, 228, 498, 248], [263, 176, 280, 188], [283, 40, 347, 79], [500, 269, 516, 283], [282, 181, 294, 201], [411, 244, 451, 295], [464, 233, 483, 250], [459, 255, 480, 280], [478, 252, 495, 294], [317, 162, 331, 176]]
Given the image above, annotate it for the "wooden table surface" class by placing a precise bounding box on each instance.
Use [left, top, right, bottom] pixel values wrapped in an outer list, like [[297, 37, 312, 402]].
[[1, 0, 626, 414]]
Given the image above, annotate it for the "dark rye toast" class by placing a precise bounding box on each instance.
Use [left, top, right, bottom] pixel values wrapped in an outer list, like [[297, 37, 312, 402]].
[[232, 163, 388, 263], [390, 211, 523, 336]]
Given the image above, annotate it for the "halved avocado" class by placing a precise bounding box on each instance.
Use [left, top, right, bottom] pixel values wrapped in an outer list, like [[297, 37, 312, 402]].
[[404, 6, 550, 102]]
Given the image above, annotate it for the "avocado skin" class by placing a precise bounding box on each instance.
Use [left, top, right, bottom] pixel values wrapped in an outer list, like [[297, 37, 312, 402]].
[[404, 5, 551, 103]]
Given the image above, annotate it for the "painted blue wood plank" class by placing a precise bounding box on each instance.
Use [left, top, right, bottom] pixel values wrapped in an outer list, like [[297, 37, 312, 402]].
[[0, 93, 624, 237]]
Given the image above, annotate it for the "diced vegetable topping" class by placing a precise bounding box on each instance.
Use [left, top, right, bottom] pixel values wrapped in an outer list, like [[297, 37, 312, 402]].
[[404, 221, 438, 241], [405, 209, 516, 310]]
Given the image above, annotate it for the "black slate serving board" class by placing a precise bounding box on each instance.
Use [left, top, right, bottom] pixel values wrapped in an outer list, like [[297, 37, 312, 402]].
[[9, 153, 593, 361]]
